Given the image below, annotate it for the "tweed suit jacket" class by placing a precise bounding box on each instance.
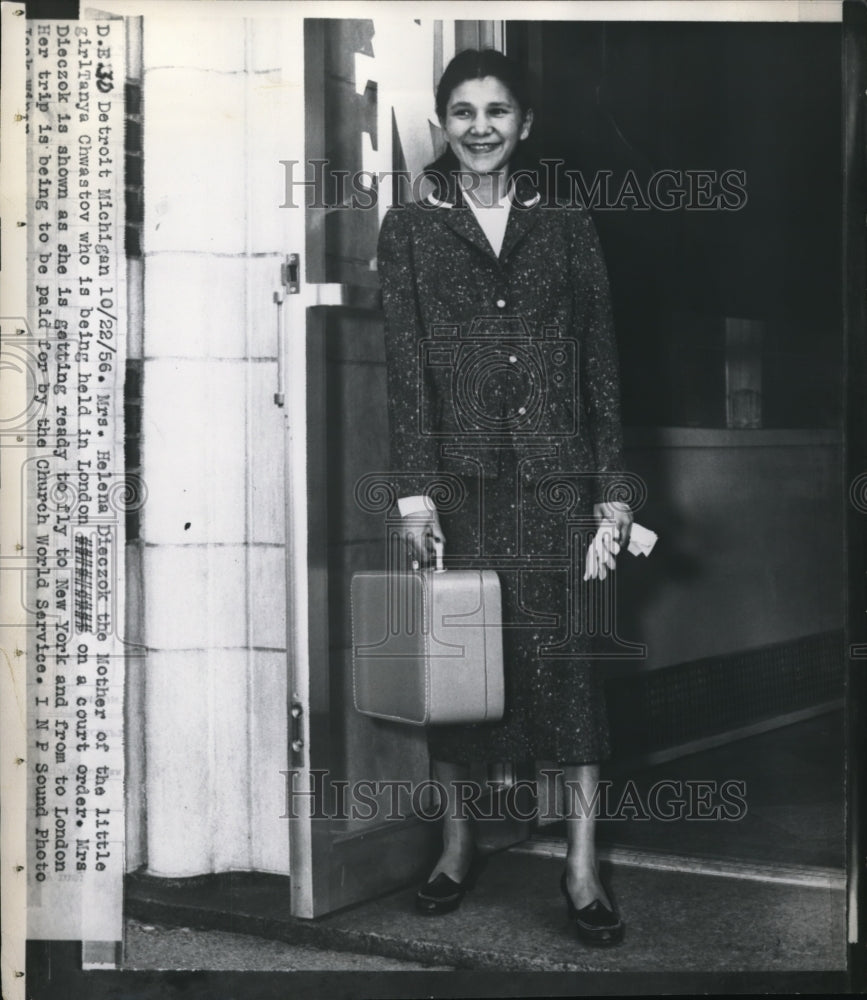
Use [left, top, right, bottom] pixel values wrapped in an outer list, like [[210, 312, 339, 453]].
[[377, 174, 625, 512]]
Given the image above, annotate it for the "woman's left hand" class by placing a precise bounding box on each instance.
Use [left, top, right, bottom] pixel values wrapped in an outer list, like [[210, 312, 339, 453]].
[[584, 502, 634, 581]]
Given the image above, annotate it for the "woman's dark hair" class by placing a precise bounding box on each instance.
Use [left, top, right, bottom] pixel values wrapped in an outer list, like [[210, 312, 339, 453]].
[[434, 48, 532, 121]]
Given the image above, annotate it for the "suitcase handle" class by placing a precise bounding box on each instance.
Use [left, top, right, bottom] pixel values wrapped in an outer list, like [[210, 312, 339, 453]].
[[410, 535, 446, 573]]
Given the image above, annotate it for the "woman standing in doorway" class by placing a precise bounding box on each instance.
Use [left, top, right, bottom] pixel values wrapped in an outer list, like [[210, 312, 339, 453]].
[[377, 48, 632, 946]]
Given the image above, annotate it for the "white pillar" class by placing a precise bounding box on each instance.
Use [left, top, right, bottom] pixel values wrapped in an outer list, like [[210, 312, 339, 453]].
[[134, 14, 291, 877]]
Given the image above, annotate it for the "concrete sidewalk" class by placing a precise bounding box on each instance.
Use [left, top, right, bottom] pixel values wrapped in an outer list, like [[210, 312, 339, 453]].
[[124, 918, 455, 971]]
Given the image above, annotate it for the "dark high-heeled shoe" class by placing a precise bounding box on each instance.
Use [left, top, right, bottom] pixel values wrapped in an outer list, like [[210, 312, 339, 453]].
[[560, 871, 625, 946], [415, 856, 485, 916]]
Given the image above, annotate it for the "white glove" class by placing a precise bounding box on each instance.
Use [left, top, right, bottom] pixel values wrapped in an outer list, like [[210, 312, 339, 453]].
[[583, 519, 620, 581]]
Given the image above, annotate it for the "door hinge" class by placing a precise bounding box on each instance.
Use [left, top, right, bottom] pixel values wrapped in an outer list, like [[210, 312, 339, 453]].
[[282, 253, 300, 294], [290, 700, 304, 757]]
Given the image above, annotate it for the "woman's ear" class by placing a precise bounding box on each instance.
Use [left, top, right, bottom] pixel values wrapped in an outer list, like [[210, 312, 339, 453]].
[[520, 108, 535, 141]]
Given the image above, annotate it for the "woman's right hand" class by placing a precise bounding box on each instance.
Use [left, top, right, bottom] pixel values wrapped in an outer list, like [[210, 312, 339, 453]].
[[399, 508, 446, 570]]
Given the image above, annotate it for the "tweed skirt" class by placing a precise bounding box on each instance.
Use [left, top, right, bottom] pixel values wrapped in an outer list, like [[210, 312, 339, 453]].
[[425, 450, 612, 767]]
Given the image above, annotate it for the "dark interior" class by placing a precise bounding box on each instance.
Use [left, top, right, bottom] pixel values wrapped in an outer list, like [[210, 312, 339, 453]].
[[510, 21, 842, 429]]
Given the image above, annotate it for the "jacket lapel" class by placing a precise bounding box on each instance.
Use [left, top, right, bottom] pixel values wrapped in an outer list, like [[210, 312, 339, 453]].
[[499, 201, 542, 262], [440, 206, 499, 261], [425, 170, 543, 262]]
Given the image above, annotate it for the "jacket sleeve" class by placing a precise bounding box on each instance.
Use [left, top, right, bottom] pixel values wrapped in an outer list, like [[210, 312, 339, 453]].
[[572, 210, 626, 504], [377, 207, 442, 498]]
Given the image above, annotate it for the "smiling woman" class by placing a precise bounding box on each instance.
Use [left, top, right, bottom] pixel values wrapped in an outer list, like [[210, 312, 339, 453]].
[[434, 49, 533, 221], [437, 74, 533, 257], [377, 48, 633, 946]]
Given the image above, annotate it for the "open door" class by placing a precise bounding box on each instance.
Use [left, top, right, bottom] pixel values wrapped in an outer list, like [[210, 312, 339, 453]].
[[279, 13, 528, 919]]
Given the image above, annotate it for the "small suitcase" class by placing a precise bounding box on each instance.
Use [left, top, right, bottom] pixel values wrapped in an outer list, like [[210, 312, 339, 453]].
[[351, 562, 504, 726]]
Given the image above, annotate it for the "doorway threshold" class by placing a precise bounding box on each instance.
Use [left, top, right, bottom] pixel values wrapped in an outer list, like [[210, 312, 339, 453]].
[[123, 846, 845, 975], [513, 837, 846, 891]]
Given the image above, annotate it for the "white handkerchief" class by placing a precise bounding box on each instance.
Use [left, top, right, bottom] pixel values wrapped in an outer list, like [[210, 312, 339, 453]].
[[584, 520, 658, 580], [628, 522, 658, 557]]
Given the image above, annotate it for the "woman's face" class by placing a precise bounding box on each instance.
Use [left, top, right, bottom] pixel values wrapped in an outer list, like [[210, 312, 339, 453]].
[[441, 76, 533, 176]]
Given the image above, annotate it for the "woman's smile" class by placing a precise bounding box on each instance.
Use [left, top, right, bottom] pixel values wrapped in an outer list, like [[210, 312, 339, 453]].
[[464, 140, 502, 154]]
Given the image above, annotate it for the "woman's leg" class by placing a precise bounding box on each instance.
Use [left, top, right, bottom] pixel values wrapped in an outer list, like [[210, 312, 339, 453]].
[[561, 763, 612, 909], [427, 758, 475, 882]]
